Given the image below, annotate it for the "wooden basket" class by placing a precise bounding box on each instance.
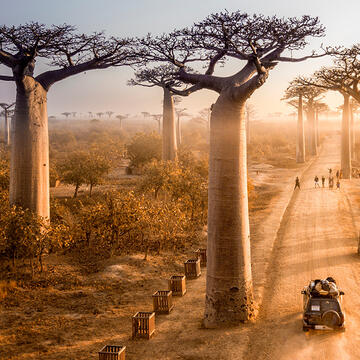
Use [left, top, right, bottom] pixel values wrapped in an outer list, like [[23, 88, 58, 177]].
[[132, 311, 155, 339], [168, 275, 186, 296], [153, 290, 174, 314], [195, 248, 207, 267], [184, 259, 201, 279], [99, 345, 126, 360]]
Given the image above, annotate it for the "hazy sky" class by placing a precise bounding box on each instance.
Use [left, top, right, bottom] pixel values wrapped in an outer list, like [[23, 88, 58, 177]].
[[0, 0, 359, 119]]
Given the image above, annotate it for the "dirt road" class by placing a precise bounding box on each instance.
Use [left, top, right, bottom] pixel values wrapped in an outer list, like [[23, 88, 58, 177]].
[[244, 137, 360, 360]]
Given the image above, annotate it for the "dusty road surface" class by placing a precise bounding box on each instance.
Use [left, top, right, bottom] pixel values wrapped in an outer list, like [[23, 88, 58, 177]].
[[244, 136, 360, 360]]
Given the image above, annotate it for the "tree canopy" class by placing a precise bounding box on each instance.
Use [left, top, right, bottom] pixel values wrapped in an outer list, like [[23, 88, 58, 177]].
[[0, 22, 137, 90], [137, 12, 325, 99]]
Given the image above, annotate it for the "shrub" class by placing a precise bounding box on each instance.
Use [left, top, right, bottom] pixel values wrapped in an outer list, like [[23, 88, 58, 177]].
[[126, 132, 161, 170]]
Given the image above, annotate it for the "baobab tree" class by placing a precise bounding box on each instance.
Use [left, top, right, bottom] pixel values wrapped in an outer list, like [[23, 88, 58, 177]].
[[0, 102, 15, 145], [151, 114, 162, 135], [130, 65, 198, 160], [62, 112, 71, 119], [283, 80, 324, 162], [283, 78, 324, 163], [350, 99, 359, 159], [139, 11, 325, 326], [88, 111, 93, 118], [314, 101, 329, 145], [141, 111, 150, 119], [0, 22, 136, 219], [300, 66, 355, 178], [71, 111, 77, 118], [96, 112, 104, 118], [106, 111, 114, 118], [175, 107, 189, 147], [116, 114, 127, 129]]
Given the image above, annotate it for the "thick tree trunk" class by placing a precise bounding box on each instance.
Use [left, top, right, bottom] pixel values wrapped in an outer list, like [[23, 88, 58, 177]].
[[246, 112, 250, 145], [315, 109, 320, 145], [296, 95, 305, 163], [4, 112, 10, 145], [350, 108, 355, 161], [307, 102, 317, 156], [10, 76, 50, 220], [176, 115, 182, 148], [162, 87, 177, 161], [341, 94, 351, 179], [204, 93, 254, 328]]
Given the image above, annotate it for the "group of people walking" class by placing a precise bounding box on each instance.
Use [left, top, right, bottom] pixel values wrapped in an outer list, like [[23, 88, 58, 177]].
[[294, 168, 342, 190]]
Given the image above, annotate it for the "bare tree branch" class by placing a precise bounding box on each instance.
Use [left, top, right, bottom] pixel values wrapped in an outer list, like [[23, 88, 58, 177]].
[[0, 74, 15, 81]]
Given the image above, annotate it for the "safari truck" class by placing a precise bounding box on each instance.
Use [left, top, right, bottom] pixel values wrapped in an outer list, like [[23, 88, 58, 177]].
[[301, 278, 345, 331]]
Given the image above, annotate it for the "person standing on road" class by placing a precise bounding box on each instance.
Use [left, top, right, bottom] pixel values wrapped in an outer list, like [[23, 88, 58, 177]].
[[321, 176, 326, 188], [294, 176, 300, 190], [336, 170, 340, 179], [329, 176, 334, 189], [314, 175, 320, 188], [337, 179, 341, 190]]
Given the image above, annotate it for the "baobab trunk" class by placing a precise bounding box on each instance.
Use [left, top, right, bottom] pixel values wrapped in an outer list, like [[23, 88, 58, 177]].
[[296, 94, 305, 163], [341, 94, 351, 179], [350, 108, 355, 161], [162, 87, 177, 161], [246, 111, 250, 145], [307, 102, 317, 156], [176, 115, 182, 148], [10, 76, 50, 220], [204, 93, 254, 328], [315, 109, 320, 145], [4, 111, 10, 145]]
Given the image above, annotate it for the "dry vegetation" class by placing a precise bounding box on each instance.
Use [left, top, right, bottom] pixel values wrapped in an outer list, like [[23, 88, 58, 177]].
[[0, 116, 312, 359]]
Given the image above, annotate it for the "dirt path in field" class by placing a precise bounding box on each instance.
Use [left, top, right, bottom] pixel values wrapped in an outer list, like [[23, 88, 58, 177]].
[[244, 136, 360, 360]]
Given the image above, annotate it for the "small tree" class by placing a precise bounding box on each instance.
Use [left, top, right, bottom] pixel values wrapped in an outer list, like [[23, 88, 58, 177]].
[[57, 152, 110, 197], [84, 154, 111, 196], [0, 201, 49, 274], [57, 152, 88, 198], [126, 132, 162, 170]]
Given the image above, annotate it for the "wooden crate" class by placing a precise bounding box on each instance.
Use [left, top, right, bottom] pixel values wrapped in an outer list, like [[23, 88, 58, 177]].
[[99, 345, 126, 360], [184, 259, 201, 279], [195, 248, 207, 267], [132, 311, 155, 339], [152, 290, 174, 314], [168, 275, 186, 296]]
